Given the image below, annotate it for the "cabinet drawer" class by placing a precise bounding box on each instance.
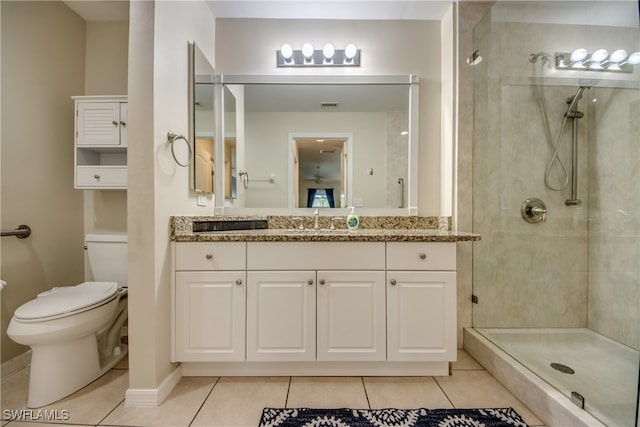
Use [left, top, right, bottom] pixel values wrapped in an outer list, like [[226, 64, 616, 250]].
[[248, 242, 385, 270], [76, 166, 127, 187], [386, 242, 456, 271], [175, 242, 246, 271]]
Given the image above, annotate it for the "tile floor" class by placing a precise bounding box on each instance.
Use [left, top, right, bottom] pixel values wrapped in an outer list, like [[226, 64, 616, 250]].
[[2, 351, 545, 427]]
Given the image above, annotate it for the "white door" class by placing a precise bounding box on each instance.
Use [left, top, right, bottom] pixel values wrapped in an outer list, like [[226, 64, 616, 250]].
[[387, 271, 456, 361], [247, 271, 316, 361], [316, 270, 386, 361], [174, 271, 245, 362]]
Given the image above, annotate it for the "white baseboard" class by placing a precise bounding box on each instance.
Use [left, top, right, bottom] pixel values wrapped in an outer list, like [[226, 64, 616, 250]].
[[1, 350, 31, 379], [124, 364, 182, 407]]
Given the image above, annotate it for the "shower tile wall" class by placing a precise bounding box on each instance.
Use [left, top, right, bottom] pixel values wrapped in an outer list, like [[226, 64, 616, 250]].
[[471, 4, 640, 350], [588, 88, 640, 349]]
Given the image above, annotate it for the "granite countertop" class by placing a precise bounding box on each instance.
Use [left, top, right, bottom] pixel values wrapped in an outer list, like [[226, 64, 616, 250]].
[[171, 216, 480, 243]]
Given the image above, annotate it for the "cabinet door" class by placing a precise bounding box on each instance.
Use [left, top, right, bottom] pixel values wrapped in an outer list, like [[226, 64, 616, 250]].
[[387, 271, 456, 361], [174, 271, 245, 362], [316, 271, 386, 361], [247, 271, 316, 361], [76, 102, 123, 146]]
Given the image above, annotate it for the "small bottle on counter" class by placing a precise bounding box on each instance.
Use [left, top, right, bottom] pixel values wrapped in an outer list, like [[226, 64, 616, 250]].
[[347, 206, 359, 231]]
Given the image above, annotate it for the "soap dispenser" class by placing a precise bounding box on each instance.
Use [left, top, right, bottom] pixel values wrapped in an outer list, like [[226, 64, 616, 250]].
[[347, 206, 360, 231]]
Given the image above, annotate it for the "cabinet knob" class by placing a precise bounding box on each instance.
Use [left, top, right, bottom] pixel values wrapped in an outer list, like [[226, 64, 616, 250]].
[[390, 279, 397, 286], [235, 279, 243, 286], [419, 253, 427, 260], [93, 174, 100, 180], [307, 279, 314, 285], [205, 254, 213, 260], [119, 121, 127, 127], [112, 120, 119, 126], [319, 279, 326, 285]]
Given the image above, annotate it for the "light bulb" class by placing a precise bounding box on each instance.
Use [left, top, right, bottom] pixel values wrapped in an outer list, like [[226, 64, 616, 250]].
[[627, 51, 640, 65], [591, 48, 609, 63], [322, 43, 335, 60], [301, 43, 314, 59], [570, 48, 588, 62], [280, 43, 293, 60], [609, 49, 627, 63], [344, 43, 357, 60]]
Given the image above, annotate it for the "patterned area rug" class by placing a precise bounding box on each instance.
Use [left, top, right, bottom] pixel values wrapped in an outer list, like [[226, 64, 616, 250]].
[[259, 407, 530, 427]]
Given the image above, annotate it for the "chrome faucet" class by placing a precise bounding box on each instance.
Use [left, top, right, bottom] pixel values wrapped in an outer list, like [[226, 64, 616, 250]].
[[313, 209, 320, 230]]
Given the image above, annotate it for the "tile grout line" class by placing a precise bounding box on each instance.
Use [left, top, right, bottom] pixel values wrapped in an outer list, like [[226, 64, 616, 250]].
[[284, 376, 292, 408], [432, 375, 456, 409], [187, 376, 220, 427], [360, 377, 371, 409]]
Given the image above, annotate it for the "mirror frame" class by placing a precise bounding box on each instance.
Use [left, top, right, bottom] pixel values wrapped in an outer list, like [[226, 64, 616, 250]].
[[215, 74, 419, 216]]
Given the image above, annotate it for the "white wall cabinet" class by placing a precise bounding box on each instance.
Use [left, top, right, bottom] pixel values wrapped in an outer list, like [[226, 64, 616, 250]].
[[72, 96, 127, 189]]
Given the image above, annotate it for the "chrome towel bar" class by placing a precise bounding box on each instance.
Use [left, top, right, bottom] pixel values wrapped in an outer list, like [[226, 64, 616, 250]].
[[1, 225, 31, 239]]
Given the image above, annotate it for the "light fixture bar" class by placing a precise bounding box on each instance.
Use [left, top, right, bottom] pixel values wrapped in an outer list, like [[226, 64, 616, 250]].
[[277, 45, 361, 67], [555, 51, 635, 73]]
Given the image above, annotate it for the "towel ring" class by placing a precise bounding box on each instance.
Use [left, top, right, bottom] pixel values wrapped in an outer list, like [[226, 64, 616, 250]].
[[167, 131, 192, 167]]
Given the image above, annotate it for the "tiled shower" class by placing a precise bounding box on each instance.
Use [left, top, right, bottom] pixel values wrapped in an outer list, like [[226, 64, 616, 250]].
[[468, 2, 640, 426]]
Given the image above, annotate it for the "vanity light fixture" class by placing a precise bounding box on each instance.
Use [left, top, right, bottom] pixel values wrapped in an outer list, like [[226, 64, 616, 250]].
[[555, 48, 640, 73], [277, 43, 361, 67]]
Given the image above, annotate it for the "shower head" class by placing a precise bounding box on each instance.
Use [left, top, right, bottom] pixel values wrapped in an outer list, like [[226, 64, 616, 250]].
[[528, 52, 552, 67]]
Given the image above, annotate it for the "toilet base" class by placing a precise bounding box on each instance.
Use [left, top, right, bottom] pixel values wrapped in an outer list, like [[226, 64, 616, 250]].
[[27, 335, 127, 408]]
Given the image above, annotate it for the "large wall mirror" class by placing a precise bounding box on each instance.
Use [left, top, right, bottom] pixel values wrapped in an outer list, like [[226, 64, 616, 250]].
[[215, 75, 419, 214], [188, 41, 215, 194]]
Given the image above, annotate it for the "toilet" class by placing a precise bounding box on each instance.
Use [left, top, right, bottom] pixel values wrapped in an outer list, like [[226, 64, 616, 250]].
[[7, 233, 128, 408]]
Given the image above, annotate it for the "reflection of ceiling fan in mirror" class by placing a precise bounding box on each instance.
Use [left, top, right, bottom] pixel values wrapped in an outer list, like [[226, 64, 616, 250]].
[[313, 166, 324, 184], [298, 138, 344, 185]]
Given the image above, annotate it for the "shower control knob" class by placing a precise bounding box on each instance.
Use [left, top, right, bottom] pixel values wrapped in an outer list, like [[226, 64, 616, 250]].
[[521, 198, 547, 223]]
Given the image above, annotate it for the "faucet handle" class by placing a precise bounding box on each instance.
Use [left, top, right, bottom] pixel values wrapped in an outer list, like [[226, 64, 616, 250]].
[[291, 217, 304, 230], [330, 217, 343, 230]]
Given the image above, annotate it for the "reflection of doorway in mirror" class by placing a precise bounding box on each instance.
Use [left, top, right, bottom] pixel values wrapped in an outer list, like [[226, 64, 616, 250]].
[[195, 138, 214, 193], [291, 135, 351, 208]]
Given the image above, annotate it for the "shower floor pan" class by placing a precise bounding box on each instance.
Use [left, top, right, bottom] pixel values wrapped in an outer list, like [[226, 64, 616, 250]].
[[465, 328, 639, 427]]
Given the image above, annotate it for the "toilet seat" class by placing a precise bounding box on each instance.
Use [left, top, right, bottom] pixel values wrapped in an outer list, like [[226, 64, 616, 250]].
[[14, 282, 119, 322]]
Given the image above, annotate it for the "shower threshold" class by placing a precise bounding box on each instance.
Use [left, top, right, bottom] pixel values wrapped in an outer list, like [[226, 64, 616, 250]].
[[465, 328, 639, 427]]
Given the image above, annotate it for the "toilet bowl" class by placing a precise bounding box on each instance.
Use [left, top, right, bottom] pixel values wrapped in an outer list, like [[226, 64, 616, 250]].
[[7, 233, 128, 408]]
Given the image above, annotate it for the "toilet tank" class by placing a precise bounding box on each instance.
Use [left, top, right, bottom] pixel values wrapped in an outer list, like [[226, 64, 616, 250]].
[[85, 233, 128, 287]]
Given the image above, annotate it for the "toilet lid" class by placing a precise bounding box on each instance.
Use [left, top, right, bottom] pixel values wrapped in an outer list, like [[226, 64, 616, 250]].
[[14, 282, 119, 320]]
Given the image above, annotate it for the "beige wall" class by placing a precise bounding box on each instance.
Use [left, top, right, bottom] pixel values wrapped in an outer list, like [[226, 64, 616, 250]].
[[215, 18, 442, 215], [0, 1, 86, 363], [127, 0, 215, 392]]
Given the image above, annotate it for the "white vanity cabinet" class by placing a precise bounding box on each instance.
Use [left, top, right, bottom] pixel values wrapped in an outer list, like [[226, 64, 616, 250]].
[[316, 270, 386, 361], [386, 242, 457, 361], [246, 270, 316, 361], [173, 242, 246, 362], [246, 242, 387, 363], [72, 96, 128, 189], [172, 238, 458, 374]]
